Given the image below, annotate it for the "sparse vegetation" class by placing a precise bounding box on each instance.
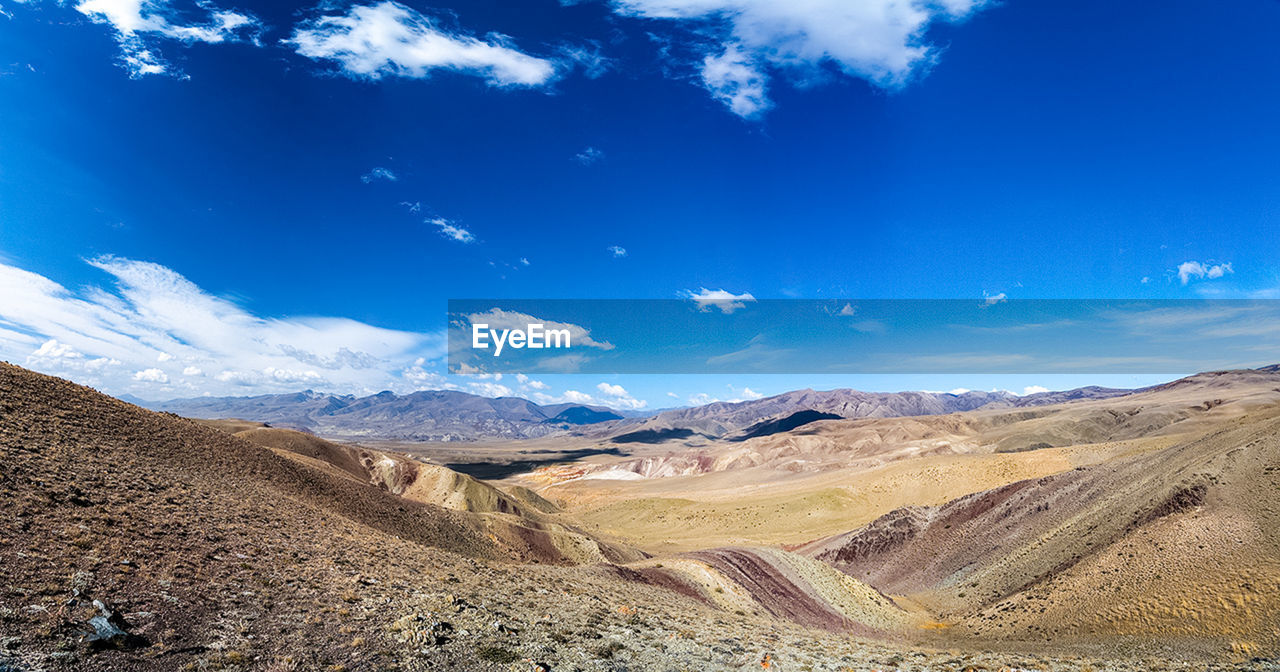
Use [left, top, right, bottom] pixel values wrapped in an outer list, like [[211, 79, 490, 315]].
[[477, 645, 520, 663], [593, 641, 625, 659]]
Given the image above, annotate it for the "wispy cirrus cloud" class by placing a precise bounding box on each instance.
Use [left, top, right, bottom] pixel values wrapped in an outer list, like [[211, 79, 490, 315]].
[[430, 217, 476, 243], [705, 337, 792, 369], [286, 1, 556, 87], [573, 146, 605, 165], [611, 0, 993, 118], [70, 0, 262, 77], [558, 41, 612, 79], [0, 255, 445, 398], [361, 166, 397, 183]]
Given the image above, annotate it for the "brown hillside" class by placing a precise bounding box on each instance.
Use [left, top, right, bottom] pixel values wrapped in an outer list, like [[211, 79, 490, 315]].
[[800, 401, 1280, 658]]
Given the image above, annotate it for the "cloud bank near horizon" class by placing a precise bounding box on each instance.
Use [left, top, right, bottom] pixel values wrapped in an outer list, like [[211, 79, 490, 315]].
[[0, 256, 660, 410], [0, 255, 450, 398]]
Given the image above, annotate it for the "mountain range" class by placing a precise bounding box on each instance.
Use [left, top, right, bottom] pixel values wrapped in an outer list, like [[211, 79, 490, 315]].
[[143, 384, 1136, 442], [144, 389, 627, 441], [590, 385, 1135, 442]]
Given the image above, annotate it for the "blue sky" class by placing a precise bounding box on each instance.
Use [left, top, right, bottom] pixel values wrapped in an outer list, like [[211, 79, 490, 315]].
[[1, 0, 1278, 408]]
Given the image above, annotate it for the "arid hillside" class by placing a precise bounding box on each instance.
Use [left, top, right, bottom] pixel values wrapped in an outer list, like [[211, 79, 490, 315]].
[[799, 404, 1280, 658], [520, 369, 1280, 554], [0, 362, 1040, 671], [3, 362, 1278, 670]]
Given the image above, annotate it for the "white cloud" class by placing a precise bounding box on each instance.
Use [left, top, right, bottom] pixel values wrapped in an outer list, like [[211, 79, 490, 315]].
[[263, 367, 324, 385], [683, 384, 764, 406], [537, 384, 647, 410], [1022, 385, 1050, 395], [33, 339, 82, 358], [983, 291, 1007, 306], [608, 245, 627, 258], [73, 0, 262, 78], [701, 43, 770, 118], [430, 217, 475, 243], [681, 287, 756, 314], [612, 0, 991, 117], [519, 257, 530, 266], [687, 392, 718, 406], [23, 338, 125, 377], [596, 382, 647, 409], [947, 387, 971, 395], [287, 1, 556, 87], [133, 367, 169, 383], [574, 146, 604, 165], [596, 382, 628, 397], [1176, 260, 1233, 285], [0, 255, 443, 397], [467, 381, 512, 397], [361, 166, 397, 183], [515, 373, 550, 390]]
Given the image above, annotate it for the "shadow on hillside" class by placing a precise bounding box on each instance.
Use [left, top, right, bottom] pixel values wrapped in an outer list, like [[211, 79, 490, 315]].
[[445, 447, 624, 480]]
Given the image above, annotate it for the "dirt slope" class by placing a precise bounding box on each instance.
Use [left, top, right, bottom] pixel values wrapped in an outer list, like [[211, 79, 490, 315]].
[[800, 401, 1280, 658], [0, 363, 659, 669], [4, 362, 1116, 672], [4, 362, 1276, 670], [232, 427, 524, 513], [223, 426, 638, 565]]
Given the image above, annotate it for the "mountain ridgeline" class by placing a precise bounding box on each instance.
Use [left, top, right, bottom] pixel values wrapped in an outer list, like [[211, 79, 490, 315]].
[[146, 389, 625, 441], [146, 385, 1136, 442], [576, 385, 1137, 444]]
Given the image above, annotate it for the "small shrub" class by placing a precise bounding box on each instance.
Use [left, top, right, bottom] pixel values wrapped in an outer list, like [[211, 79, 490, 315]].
[[477, 646, 520, 664]]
